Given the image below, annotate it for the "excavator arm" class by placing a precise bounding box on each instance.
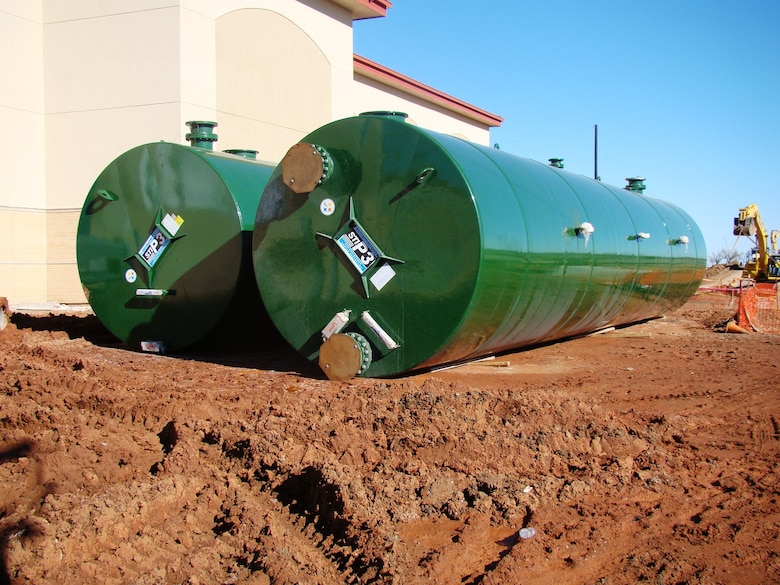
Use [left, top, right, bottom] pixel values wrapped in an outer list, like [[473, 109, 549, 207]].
[[733, 203, 777, 281]]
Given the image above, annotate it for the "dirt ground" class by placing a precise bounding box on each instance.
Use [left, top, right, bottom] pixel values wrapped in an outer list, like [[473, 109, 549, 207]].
[[1, 272, 779, 584]]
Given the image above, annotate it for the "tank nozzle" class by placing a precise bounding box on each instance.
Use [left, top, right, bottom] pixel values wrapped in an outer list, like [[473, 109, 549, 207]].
[[185, 121, 218, 150]]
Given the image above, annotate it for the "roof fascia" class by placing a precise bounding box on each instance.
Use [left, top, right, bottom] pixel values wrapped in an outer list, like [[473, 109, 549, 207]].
[[327, 0, 391, 20], [354, 54, 503, 128]]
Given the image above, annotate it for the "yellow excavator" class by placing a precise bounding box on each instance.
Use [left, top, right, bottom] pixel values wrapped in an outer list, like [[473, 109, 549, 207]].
[[733, 203, 780, 282]]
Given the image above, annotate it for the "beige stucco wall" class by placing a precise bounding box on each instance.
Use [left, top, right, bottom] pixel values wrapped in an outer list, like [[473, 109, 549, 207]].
[[214, 8, 333, 161], [41, 1, 348, 210], [1, 0, 353, 305], [1, 4, 47, 304], [0, 0, 496, 306], [0, 209, 48, 305]]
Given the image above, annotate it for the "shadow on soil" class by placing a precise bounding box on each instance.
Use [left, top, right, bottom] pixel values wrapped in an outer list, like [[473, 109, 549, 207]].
[[9, 312, 321, 378]]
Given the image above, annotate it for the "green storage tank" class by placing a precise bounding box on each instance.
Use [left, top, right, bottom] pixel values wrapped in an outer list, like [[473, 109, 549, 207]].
[[77, 121, 274, 352], [252, 113, 706, 379]]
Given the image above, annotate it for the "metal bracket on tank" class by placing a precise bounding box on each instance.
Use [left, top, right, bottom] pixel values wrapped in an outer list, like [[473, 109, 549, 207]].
[[667, 235, 690, 248], [316, 198, 403, 298], [319, 308, 400, 360], [360, 310, 400, 350], [415, 167, 435, 186], [84, 189, 119, 216], [321, 309, 351, 341], [563, 222, 595, 246], [135, 288, 173, 297], [124, 207, 187, 288], [97, 189, 118, 201], [388, 167, 437, 204]]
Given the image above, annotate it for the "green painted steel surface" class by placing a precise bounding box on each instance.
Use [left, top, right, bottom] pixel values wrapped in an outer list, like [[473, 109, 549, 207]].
[[252, 114, 706, 377], [77, 142, 273, 351]]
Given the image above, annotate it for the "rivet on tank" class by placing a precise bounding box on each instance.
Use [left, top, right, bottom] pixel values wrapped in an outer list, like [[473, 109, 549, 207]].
[[77, 121, 275, 352], [252, 113, 706, 379]]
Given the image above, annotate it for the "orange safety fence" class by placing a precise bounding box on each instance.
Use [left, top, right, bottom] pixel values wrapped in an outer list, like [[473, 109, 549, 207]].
[[684, 282, 780, 333], [736, 283, 780, 333]]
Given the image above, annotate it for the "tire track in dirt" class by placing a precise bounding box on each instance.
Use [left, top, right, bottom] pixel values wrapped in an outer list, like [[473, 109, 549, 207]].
[[1, 310, 779, 583]]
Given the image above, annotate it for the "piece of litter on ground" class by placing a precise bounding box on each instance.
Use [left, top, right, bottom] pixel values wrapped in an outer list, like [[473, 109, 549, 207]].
[[587, 327, 616, 336], [518, 527, 536, 539], [477, 360, 511, 367], [607, 331, 652, 338]]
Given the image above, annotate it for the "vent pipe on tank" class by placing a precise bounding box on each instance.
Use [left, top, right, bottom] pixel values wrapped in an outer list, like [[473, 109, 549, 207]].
[[186, 121, 218, 150], [624, 177, 646, 194], [549, 158, 564, 169], [359, 111, 409, 121], [224, 149, 258, 160]]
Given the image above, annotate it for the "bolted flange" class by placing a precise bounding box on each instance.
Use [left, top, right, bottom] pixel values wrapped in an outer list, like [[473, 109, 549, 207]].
[[281, 142, 332, 194], [318, 332, 372, 380], [185, 121, 218, 150]]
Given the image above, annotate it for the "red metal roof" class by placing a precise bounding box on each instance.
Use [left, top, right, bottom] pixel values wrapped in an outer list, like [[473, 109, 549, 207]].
[[329, 0, 391, 20], [353, 54, 504, 128]]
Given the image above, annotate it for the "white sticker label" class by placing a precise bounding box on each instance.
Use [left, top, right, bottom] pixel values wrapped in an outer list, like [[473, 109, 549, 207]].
[[125, 269, 137, 283], [320, 198, 336, 216], [370, 263, 396, 291], [321, 309, 351, 341], [140, 340, 165, 353], [136, 289, 166, 297], [336, 226, 379, 274], [138, 227, 169, 267], [161, 213, 184, 236]]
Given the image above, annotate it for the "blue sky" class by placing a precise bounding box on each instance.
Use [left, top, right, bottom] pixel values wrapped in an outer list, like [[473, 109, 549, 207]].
[[354, 1, 780, 263]]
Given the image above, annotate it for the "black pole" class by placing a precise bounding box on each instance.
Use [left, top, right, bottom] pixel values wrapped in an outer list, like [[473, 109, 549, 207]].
[[594, 124, 599, 181]]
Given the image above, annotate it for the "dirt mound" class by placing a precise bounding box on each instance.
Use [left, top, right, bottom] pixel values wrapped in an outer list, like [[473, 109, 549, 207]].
[[701, 264, 745, 288], [1, 305, 779, 584]]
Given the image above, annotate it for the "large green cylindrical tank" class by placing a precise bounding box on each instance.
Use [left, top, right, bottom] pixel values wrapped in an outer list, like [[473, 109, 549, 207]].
[[252, 113, 706, 379], [78, 122, 274, 351]]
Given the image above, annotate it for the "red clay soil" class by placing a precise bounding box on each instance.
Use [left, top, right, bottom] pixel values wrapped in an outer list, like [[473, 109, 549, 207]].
[[1, 296, 779, 584]]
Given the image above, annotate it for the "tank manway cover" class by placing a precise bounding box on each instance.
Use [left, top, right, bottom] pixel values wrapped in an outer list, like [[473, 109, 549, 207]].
[[319, 333, 371, 381], [281, 142, 325, 194]]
